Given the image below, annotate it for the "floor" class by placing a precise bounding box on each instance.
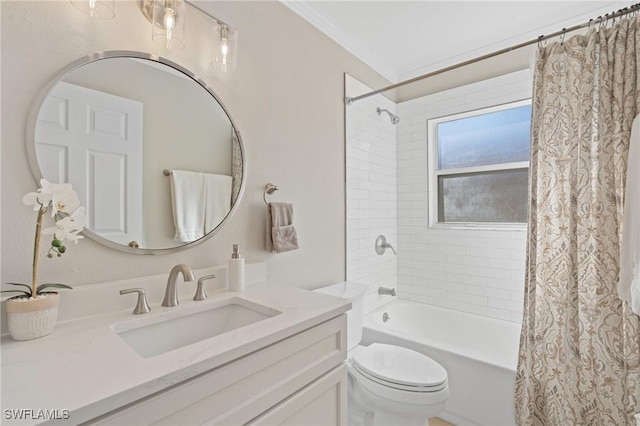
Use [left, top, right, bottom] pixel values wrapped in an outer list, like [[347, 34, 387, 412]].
[[429, 417, 455, 426]]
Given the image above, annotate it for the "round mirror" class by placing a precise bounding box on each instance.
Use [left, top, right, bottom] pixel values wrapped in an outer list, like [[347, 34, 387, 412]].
[[26, 51, 245, 254]]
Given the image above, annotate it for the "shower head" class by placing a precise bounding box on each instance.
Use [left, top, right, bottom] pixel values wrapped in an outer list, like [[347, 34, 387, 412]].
[[376, 107, 400, 125]]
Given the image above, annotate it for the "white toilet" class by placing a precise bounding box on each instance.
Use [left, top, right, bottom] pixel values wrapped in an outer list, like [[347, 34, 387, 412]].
[[315, 282, 449, 426]]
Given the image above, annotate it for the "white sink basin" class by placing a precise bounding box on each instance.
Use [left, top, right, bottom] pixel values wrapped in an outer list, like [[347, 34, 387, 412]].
[[114, 297, 281, 358]]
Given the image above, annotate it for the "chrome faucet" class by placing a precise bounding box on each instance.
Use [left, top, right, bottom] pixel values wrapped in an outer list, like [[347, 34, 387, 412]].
[[161, 264, 195, 307]]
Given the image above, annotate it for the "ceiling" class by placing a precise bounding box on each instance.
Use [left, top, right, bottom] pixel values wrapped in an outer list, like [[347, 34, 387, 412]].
[[281, 1, 630, 83]]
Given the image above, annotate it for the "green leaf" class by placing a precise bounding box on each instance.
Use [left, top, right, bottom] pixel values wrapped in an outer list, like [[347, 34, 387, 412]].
[[5, 283, 32, 291], [36, 283, 73, 294], [0, 289, 31, 297]]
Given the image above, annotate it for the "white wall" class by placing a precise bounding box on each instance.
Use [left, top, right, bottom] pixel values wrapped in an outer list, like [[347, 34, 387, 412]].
[[396, 69, 532, 322], [345, 74, 397, 313], [1, 1, 391, 290]]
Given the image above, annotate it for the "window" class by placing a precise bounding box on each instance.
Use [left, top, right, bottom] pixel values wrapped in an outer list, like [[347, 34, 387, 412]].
[[427, 99, 532, 227]]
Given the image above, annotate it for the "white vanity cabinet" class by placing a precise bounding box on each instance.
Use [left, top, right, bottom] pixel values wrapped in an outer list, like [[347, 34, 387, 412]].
[[89, 315, 347, 425]]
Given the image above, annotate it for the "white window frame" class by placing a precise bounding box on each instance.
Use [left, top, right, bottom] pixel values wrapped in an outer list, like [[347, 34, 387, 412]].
[[427, 98, 531, 230]]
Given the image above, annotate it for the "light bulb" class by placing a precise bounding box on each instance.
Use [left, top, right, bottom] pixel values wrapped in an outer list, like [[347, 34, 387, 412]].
[[89, 0, 97, 17], [219, 26, 231, 72], [164, 7, 176, 41], [221, 39, 229, 67], [71, 0, 114, 19], [220, 40, 229, 71]]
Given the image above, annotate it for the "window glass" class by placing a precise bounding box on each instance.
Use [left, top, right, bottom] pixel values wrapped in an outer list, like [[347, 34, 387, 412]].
[[428, 99, 531, 226], [438, 169, 529, 223], [437, 105, 532, 169]]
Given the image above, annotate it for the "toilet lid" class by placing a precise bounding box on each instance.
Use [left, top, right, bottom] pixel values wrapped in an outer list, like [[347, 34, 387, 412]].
[[351, 343, 447, 388]]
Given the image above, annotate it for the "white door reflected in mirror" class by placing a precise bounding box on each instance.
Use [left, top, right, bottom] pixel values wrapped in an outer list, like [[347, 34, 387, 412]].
[[36, 81, 144, 246]]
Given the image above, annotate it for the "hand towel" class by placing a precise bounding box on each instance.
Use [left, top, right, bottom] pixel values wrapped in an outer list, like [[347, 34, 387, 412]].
[[619, 115, 640, 315], [169, 170, 206, 242], [267, 202, 299, 253], [203, 173, 233, 234]]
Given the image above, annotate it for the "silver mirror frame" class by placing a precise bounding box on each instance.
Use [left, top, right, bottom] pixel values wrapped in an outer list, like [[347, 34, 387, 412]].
[[25, 50, 246, 255]]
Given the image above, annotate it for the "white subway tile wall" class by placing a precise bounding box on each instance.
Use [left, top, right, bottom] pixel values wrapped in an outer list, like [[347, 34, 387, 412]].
[[345, 74, 398, 313], [397, 69, 532, 322]]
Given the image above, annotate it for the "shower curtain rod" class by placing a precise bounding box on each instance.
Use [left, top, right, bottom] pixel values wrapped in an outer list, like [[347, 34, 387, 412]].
[[344, 3, 640, 105]]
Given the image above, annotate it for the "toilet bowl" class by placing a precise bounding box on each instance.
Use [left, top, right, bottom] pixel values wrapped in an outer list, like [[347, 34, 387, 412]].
[[314, 282, 449, 426]]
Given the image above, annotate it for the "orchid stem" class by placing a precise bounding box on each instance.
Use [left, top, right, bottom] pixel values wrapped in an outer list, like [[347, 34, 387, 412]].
[[32, 206, 45, 298]]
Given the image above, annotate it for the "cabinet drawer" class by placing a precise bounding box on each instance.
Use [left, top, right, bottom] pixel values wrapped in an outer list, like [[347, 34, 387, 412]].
[[91, 315, 346, 425], [249, 364, 347, 426]]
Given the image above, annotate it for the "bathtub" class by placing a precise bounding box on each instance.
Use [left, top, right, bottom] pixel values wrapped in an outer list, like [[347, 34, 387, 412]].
[[361, 300, 521, 426]]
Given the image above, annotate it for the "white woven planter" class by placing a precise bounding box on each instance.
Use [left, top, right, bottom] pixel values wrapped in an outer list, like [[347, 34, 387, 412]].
[[5, 293, 60, 341]]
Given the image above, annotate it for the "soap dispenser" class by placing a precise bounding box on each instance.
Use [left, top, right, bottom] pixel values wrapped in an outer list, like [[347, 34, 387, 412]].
[[228, 244, 245, 291]]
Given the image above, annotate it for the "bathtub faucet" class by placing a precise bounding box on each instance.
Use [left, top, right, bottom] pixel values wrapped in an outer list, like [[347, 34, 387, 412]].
[[378, 287, 396, 296]]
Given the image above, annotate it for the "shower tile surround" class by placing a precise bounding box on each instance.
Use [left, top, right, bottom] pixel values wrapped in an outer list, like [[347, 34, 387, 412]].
[[345, 75, 398, 314], [346, 70, 532, 322]]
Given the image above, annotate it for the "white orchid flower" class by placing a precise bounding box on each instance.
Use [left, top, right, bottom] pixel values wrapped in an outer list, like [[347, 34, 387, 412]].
[[22, 179, 53, 210], [63, 229, 84, 244], [63, 207, 86, 231], [43, 207, 86, 243], [22, 191, 47, 211], [47, 182, 80, 216], [22, 179, 80, 216]]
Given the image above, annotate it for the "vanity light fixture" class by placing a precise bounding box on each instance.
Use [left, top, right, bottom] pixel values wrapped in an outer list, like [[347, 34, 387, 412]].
[[212, 24, 237, 72], [70, 0, 115, 19], [139, 0, 186, 49], [138, 0, 238, 67]]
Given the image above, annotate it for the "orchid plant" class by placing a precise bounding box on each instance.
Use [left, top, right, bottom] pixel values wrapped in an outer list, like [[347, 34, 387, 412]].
[[2, 179, 86, 299]]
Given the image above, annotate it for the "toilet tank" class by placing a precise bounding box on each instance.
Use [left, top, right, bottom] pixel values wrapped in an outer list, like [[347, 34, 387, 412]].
[[314, 281, 368, 350]]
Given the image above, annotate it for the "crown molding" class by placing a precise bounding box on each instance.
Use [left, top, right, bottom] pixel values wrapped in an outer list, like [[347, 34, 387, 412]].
[[280, 0, 399, 83]]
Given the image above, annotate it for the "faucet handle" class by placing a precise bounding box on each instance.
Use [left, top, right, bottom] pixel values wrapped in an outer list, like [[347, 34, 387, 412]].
[[194, 274, 216, 301], [375, 235, 397, 256], [120, 288, 151, 314]]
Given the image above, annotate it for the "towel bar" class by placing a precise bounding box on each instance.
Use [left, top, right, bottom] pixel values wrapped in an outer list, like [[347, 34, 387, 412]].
[[163, 169, 171, 176], [263, 183, 279, 205]]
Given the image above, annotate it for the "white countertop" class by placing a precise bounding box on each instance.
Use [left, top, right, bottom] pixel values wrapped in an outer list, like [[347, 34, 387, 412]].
[[0, 283, 350, 425]]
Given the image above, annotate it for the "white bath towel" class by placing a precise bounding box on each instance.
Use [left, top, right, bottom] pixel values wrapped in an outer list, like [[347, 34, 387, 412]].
[[170, 170, 206, 242], [203, 173, 233, 234], [619, 115, 640, 315]]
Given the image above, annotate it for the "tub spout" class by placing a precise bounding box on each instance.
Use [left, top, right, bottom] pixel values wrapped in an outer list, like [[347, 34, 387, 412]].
[[378, 287, 396, 296]]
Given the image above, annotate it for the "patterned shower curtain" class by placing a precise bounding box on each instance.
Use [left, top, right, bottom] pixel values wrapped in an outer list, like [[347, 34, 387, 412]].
[[515, 16, 640, 426]]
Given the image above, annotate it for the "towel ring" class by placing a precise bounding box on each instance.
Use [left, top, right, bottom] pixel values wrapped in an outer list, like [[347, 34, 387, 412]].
[[264, 183, 279, 206]]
